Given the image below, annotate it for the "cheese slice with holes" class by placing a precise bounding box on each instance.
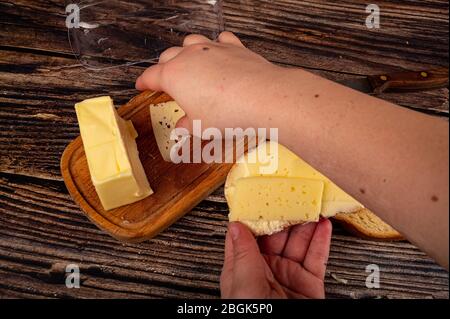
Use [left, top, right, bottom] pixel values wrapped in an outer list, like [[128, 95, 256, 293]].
[[75, 96, 153, 210], [225, 141, 363, 235], [149, 101, 186, 162], [228, 176, 324, 222]]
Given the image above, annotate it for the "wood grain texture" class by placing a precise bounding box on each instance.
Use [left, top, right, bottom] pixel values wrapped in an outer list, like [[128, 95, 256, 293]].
[[0, 0, 448, 299], [226, 0, 449, 72], [1, 175, 448, 299]]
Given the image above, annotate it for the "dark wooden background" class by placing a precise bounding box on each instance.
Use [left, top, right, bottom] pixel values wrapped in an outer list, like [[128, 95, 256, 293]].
[[0, 0, 448, 299]]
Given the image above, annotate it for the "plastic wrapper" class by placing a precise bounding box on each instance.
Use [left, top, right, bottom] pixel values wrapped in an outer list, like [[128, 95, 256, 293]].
[[65, 0, 225, 70]]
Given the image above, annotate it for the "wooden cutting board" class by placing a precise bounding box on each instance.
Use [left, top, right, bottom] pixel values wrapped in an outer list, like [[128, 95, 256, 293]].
[[61, 91, 234, 243]]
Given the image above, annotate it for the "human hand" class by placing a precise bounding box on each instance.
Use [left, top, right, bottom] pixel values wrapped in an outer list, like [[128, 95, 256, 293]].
[[135, 32, 286, 132], [220, 219, 332, 299]]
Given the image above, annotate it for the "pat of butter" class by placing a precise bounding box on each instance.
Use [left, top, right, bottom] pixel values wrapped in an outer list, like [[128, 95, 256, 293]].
[[75, 96, 153, 210], [225, 141, 363, 219], [228, 177, 324, 222]]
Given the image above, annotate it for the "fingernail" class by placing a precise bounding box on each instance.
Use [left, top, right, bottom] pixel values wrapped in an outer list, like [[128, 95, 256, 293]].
[[229, 223, 240, 241]]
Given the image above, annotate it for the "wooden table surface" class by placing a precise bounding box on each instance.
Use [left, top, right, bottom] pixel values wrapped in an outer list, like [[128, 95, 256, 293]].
[[0, 0, 448, 299]]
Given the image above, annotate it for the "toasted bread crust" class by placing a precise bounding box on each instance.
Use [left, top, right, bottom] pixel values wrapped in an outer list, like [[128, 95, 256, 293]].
[[333, 209, 404, 241], [240, 220, 302, 236]]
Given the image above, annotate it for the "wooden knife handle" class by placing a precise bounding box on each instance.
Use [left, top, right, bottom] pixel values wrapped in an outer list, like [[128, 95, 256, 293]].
[[367, 68, 449, 94]]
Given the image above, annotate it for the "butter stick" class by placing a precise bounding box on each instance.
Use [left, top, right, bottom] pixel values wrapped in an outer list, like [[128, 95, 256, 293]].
[[75, 96, 153, 210]]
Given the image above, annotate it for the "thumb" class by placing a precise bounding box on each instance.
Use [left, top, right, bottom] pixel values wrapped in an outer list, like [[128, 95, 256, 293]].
[[229, 222, 260, 262], [227, 222, 266, 297]]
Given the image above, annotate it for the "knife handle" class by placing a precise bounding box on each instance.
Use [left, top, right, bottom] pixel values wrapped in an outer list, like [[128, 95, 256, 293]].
[[367, 68, 449, 94]]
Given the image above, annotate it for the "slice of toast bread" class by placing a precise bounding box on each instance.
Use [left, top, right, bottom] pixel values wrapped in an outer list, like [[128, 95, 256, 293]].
[[333, 209, 404, 241]]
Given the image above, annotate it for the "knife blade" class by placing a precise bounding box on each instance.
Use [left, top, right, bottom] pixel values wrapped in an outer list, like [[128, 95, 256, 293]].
[[338, 68, 449, 116]]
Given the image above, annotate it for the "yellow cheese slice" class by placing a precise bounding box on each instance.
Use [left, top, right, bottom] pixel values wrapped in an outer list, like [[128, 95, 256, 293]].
[[225, 141, 363, 234], [149, 101, 186, 162], [228, 177, 324, 222], [75, 96, 153, 210]]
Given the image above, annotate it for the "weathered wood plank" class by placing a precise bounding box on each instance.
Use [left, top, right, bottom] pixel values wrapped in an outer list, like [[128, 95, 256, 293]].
[[0, 173, 448, 299], [235, 0, 450, 75], [1, 48, 447, 180], [0, 0, 448, 299], [0, 0, 448, 72], [0, 48, 145, 179]]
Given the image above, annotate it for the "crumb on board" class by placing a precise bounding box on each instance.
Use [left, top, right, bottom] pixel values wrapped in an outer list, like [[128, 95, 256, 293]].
[[330, 272, 349, 285]]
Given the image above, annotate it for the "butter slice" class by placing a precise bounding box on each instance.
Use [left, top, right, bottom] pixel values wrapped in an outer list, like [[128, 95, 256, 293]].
[[149, 101, 186, 162], [229, 177, 323, 222], [75, 96, 153, 210]]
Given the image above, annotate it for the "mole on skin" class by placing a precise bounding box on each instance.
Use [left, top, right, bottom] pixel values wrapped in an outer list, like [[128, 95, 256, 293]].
[[359, 188, 366, 194], [431, 195, 439, 202], [314, 94, 320, 98], [203, 47, 210, 51]]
